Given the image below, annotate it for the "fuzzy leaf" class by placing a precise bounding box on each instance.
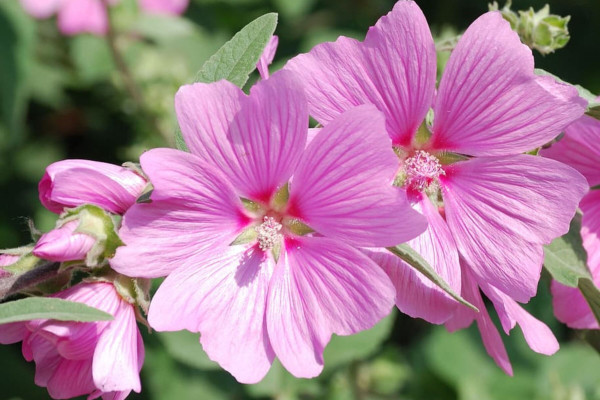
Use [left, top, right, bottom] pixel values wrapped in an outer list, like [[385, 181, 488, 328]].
[[0, 297, 113, 324], [194, 12, 278, 87], [387, 244, 478, 312]]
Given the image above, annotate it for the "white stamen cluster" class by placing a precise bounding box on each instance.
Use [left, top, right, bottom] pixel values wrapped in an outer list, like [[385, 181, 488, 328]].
[[404, 150, 445, 192], [255, 216, 283, 251]]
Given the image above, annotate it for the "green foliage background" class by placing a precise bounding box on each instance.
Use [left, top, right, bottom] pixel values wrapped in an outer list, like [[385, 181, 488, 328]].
[[1, 0, 600, 399]]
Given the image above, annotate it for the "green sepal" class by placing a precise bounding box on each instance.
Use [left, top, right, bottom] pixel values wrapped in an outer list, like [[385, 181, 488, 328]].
[[271, 183, 289, 210], [387, 244, 478, 312], [230, 227, 258, 246], [61, 205, 124, 268], [4, 252, 38, 275]]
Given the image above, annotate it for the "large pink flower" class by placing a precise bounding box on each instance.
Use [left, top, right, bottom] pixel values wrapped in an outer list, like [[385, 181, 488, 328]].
[[111, 70, 426, 382], [284, 0, 588, 374], [20, 0, 189, 36], [0, 282, 144, 400], [541, 115, 600, 329], [39, 159, 146, 215]]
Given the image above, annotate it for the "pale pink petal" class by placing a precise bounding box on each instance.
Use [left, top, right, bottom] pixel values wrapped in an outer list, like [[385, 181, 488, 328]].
[[257, 35, 278, 80], [581, 190, 600, 273], [482, 283, 558, 355], [33, 220, 95, 262], [112, 149, 249, 278], [364, 196, 460, 324], [57, 0, 109, 36], [0, 254, 19, 267], [39, 160, 146, 215], [284, 0, 436, 146], [288, 105, 427, 247], [93, 301, 142, 393], [26, 335, 62, 386], [442, 155, 587, 302], [540, 116, 600, 187], [20, 0, 62, 18], [445, 267, 512, 375], [430, 12, 586, 156], [148, 245, 274, 384], [266, 237, 395, 378], [138, 0, 189, 15], [47, 359, 96, 399], [228, 71, 308, 202]]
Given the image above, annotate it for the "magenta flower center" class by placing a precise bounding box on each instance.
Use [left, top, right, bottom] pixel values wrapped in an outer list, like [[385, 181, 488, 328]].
[[403, 150, 445, 192], [255, 216, 283, 251]]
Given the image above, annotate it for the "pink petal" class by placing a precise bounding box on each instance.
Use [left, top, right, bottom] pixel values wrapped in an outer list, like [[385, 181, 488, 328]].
[[138, 0, 189, 15], [57, 0, 109, 36], [482, 283, 558, 355], [0, 254, 19, 267], [229, 70, 308, 202], [266, 236, 395, 378], [0, 322, 27, 344], [442, 155, 588, 302], [47, 358, 96, 398], [430, 12, 586, 156], [39, 159, 146, 215], [93, 301, 142, 393], [551, 280, 598, 329], [540, 116, 600, 187], [20, 0, 61, 18], [148, 245, 274, 383], [364, 196, 460, 324], [288, 104, 427, 247], [284, 0, 436, 146], [33, 220, 95, 262], [257, 35, 279, 80], [112, 149, 249, 278], [175, 72, 307, 203], [582, 191, 600, 276], [446, 266, 513, 375]]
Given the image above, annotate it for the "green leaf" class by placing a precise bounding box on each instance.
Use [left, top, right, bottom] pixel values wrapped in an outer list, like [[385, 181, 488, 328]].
[[534, 68, 600, 120], [387, 244, 478, 312], [156, 330, 220, 370], [0, 297, 113, 324], [194, 12, 278, 87], [543, 217, 600, 325]]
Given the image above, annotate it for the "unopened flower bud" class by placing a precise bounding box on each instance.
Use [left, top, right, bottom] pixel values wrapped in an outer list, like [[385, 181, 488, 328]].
[[489, 1, 570, 55], [34, 205, 123, 268]]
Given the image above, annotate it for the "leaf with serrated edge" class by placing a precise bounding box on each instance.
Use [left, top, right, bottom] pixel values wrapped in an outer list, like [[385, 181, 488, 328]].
[[0, 297, 113, 324], [544, 216, 600, 325], [386, 244, 478, 311]]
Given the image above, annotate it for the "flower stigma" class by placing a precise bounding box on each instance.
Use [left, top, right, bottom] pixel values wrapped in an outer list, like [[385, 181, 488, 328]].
[[255, 216, 283, 251], [403, 150, 445, 193]]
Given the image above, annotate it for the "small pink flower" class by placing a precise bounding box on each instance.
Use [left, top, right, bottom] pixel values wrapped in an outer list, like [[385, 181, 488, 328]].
[[111, 70, 427, 382], [284, 0, 588, 374], [541, 114, 600, 329], [39, 160, 146, 215], [0, 282, 144, 399], [20, 0, 188, 36]]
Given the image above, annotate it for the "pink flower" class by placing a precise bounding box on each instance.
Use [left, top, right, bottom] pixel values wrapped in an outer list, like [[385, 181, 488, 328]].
[[20, 0, 188, 36], [0, 254, 19, 277], [284, 0, 588, 374], [0, 282, 144, 400], [111, 70, 427, 382], [39, 160, 146, 215], [541, 115, 600, 329]]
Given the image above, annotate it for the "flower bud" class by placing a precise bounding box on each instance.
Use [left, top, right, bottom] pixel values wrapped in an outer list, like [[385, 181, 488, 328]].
[[489, 1, 570, 55], [33, 205, 123, 268]]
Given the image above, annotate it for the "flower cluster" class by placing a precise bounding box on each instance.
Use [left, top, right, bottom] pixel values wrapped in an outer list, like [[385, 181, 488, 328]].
[[2, 0, 598, 398]]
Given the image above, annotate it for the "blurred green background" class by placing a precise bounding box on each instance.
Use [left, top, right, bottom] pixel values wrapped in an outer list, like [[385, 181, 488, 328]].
[[1, 0, 600, 398]]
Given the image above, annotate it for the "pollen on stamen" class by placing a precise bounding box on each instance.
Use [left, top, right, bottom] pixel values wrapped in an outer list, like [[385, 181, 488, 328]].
[[403, 150, 445, 192], [255, 216, 283, 251]]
